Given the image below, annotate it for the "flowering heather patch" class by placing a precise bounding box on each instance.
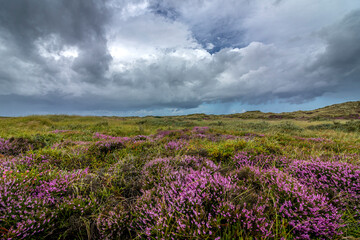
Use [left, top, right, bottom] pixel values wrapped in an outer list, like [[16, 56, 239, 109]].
[[0, 165, 94, 239], [233, 153, 347, 238], [0, 157, 18, 172], [141, 156, 220, 190], [233, 166, 343, 239], [154, 130, 177, 139], [97, 203, 129, 239], [192, 126, 209, 134], [164, 140, 188, 151], [133, 158, 271, 239], [234, 152, 276, 169], [234, 153, 360, 213], [0, 138, 34, 156], [286, 158, 360, 216], [259, 168, 342, 239], [221, 134, 238, 140], [94, 140, 125, 153], [154, 129, 189, 140], [132, 135, 150, 142], [143, 155, 219, 176], [191, 133, 215, 140], [234, 151, 293, 170], [93, 132, 131, 142]]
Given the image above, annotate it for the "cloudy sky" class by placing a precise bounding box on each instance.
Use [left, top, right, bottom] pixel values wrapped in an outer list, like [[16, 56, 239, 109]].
[[0, 0, 359, 116]]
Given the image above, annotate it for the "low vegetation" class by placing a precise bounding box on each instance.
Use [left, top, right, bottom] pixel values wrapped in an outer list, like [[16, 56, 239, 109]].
[[0, 102, 359, 239]]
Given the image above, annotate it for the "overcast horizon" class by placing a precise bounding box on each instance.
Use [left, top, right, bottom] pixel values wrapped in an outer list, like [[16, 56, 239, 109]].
[[1, 0, 360, 117]]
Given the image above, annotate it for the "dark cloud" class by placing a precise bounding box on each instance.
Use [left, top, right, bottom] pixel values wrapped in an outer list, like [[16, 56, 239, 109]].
[[0, 0, 111, 82], [314, 10, 360, 77], [0, 92, 202, 116], [149, 2, 179, 20], [0, 1, 107, 46]]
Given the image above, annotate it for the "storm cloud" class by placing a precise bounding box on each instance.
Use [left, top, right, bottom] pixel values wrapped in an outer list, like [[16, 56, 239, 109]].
[[0, 0, 359, 115]]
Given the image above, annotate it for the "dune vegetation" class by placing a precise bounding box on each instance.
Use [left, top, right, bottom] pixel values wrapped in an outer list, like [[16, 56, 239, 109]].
[[0, 102, 359, 239]]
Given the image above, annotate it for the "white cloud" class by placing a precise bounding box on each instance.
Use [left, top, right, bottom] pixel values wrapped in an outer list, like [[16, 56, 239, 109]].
[[36, 36, 79, 61], [121, 0, 150, 19]]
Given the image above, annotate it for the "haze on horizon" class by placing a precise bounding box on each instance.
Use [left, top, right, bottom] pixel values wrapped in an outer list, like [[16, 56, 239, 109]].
[[0, 0, 359, 116]]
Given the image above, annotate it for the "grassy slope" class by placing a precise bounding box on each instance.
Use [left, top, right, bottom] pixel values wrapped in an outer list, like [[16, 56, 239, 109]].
[[227, 101, 360, 120], [1, 100, 360, 135]]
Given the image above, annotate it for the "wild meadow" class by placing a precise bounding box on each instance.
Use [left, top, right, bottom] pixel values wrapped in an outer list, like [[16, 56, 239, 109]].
[[0, 113, 359, 239]]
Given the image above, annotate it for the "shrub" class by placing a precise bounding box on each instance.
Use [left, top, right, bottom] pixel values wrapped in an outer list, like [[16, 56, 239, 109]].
[[0, 137, 36, 156], [132, 157, 271, 239], [0, 164, 95, 239]]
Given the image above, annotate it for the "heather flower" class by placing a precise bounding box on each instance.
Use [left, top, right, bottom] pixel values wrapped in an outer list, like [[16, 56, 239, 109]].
[[192, 126, 209, 134], [0, 137, 34, 156], [286, 158, 360, 217], [96, 203, 129, 239], [92, 140, 125, 154], [0, 166, 92, 239], [234, 152, 292, 170], [233, 165, 343, 239], [164, 140, 188, 151], [133, 157, 272, 239]]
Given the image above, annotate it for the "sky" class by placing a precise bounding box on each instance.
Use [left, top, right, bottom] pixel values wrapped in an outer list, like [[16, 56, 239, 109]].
[[0, 0, 359, 116]]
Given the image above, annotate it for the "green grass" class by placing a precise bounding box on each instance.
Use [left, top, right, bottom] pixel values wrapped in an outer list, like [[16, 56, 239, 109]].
[[0, 103, 359, 239]]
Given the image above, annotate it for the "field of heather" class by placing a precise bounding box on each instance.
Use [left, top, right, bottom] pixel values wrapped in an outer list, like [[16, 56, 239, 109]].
[[0, 116, 359, 239]]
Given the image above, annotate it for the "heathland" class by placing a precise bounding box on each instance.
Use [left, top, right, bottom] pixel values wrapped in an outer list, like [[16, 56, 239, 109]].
[[0, 101, 359, 239]]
